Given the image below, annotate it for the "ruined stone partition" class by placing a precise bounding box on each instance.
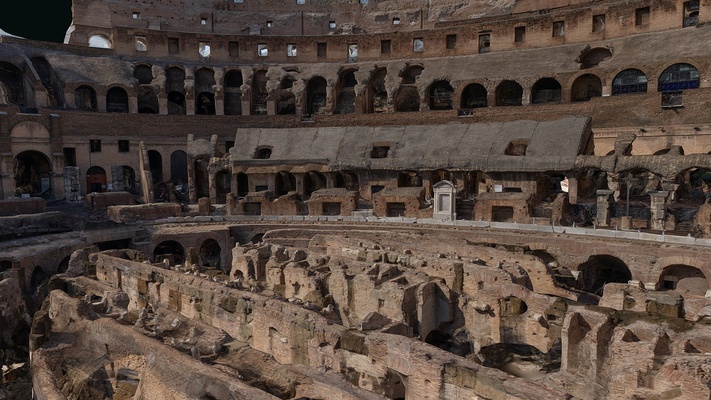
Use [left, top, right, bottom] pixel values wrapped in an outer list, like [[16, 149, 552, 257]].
[[373, 187, 430, 218], [85, 251, 567, 399], [306, 188, 359, 216], [474, 192, 532, 223]]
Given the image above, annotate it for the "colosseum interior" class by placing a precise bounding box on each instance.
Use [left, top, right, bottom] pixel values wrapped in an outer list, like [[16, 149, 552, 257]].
[[1, 0, 711, 398]]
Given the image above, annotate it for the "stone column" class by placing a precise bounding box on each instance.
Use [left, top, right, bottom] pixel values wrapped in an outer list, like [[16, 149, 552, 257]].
[[649, 190, 669, 231], [595, 189, 614, 227]]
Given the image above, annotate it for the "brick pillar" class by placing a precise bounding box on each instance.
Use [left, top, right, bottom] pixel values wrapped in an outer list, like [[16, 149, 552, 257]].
[[595, 189, 614, 226]]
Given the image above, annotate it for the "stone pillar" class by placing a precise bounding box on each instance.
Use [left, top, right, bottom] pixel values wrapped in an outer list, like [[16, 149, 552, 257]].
[[433, 180, 456, 221], [649, 190, 669, 231], [241, 94, 251, 116], [595, 189, 614, 227], [64, 166, 81, 202], [158, 93, 168, 115], [566, 176, 578, 204]]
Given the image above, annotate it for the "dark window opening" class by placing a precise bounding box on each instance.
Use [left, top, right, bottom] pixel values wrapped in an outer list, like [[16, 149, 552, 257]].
[[446, 34, 457, 49], [612, 69, 648, 95], [254, 147, 272, 159], [593, 14, 605, 32], [244, 202, 262, 215], [317, 42, 327, 57], [371, 146, 390, 158], [381, 39, 391, 54], [658, 63, 700, 92], [684, 1, 699, 27], [63, 148, 76, 167], [90, 140, 102, 153], [229, 41, 239, 57], [118, 140, 129, 153], [478, 34, 490, 53], [371, 185, 384, 194], [635, 7, 650, 26], [505, 140, 529, 156], [492, 206, 514, 222], [386, 202, 406, 217], [322, 202, 342, 216], [552, 21, 565, 37], [514, 26, 525, 42], [168, 38, 179, 54]]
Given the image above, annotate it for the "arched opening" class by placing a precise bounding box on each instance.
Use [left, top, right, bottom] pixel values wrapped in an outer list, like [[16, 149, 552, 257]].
[[166, 67, 186, 115], [86, 166, 107, 193], [195, 68, 216, 115], [275, 171, 296, 196], [120, 165, 137, 193], [31, 57, 65, 107], [74, 85, 97, 111], [306, 76, 327, 115], [57, 255, 70, 274], [153, 240, 184, 264], [133, 65, 153, 85], [401, 66, 423, 85], [170, 150, 188, 186], [578, 47, 612, 69], [30, 266, 49, 297], [0, 261, 12, 273], [237, 172, 249, 197], [612, 69, 648, 95], [148, 150, 163, 183], [424, 330, 472, 357], [303, 171, 327, 199], [251, 70, 268, 115], [500, 296, 528, 316], [88, 34, 112, 48], [397, 171, 422, 187], [0, 62, 24, 106], [460, 83, 487, 109], [106, 87, 129, 113], [495, 80, 523, 106], [167, 91, 185, 115], [383, 369, 406, 400], [505, 139, 529, 156], [531, 78, 561, 104], [276, 76, 296, 115], [428, 80, 454, 110], [577, 255, 632, 295], [368, 68, 387, 113], [334, 171, 359, 191], [571, 74, 602, 102], [658, 63, 700, 92], [13, 150, 52, 197], [199, 239, 221, 269], [659, 264, 707, 295], [676, 167, 711, 204], [137, 87, 159, 114], [224, 70, 243, 115], [215, 170, 231, 204], [196, 92, 215, 115], [479, 343, 557, 378], [194, 157, 210, 199], [577, 168, 609, 201], [395, 66, 423, 112], [335, 70, 357, 114]]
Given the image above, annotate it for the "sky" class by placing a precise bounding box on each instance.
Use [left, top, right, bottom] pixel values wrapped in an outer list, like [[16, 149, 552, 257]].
[[0, 0, 73, 42]]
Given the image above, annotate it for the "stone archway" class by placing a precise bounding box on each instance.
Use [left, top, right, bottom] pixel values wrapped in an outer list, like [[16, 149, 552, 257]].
[[13, 150, 52, 197], [577, 255, 632, 296], [154, 240, 185, 264]]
